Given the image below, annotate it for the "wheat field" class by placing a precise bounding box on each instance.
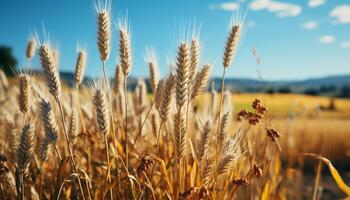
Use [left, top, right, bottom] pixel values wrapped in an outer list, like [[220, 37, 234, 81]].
[[0, 1, 350, 200]]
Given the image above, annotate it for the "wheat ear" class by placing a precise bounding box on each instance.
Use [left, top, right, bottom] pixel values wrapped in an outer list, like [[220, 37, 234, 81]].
[[119, 19, 132, 169], [189, 39, 200, 82], [191, 64, 211, 99], [40, 42, 85, 199], [160, 74, 175, 121], [0, 69, 9, 93], [26, 38, 37, 60], [39, 43, 61, 103], [114, 64, 123, 95], [93, 89, 110, 135], [97, 10, 111, 62], [74, 50, 86, 86], [93, 88, 112, 197], [16, 122, 36, 174], [16, 122, 36, 199], [69, 108, 79, 145], [223, 23, 242, 68], [119, 23, 132, 77], [18, 74, 30, 115], [198, 120, 211, 162], [176, 42, 190, 108]]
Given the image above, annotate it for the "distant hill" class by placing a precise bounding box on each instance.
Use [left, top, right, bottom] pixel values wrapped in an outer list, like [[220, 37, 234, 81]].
[[212, 74, 350, 92], [43, 71, 350, 98]]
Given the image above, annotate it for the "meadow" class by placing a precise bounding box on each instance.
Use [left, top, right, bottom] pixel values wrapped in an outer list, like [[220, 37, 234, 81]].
[[0, 1, 350, 200]]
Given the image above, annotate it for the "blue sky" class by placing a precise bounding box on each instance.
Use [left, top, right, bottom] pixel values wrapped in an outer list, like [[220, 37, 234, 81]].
[[0, 0, 350, 80]]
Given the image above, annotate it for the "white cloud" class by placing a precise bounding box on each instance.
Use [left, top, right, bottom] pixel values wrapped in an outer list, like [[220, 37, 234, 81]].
[[249, 0, 302, 17], [302, 21, 318, 30], [340, 41, 350, 48], [247, 21, 257, 28], [320, 35, 335, 44], [330, 5, 350, 24], [308, 0, 325, 8], [209, 2, 240, 11]]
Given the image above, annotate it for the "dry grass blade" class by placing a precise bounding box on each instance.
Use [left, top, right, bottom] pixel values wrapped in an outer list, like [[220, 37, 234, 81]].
[[303, 153, 350, 196]]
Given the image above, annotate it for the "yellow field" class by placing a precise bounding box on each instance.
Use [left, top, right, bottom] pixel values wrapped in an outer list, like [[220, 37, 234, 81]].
[[195, 93, 350, 165], [230, 94, 350, 162], [230, 93, 350, 118]]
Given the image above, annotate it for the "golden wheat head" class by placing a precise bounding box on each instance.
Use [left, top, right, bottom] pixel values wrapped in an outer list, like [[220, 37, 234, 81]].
[[39, 43, 62, 103], [93, 88, 110, 135], [18, 74, 30, 114], [74, 50, 87, 86]]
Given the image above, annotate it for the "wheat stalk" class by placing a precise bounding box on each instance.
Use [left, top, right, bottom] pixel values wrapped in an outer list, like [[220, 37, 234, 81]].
[[118, 19, 132, 169], [39, 41, 85, 199], [93, 87, 113, 198]]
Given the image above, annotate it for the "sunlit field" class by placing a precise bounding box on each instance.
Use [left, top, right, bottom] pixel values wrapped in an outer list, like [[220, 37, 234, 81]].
[[1, 0, 350, 200]]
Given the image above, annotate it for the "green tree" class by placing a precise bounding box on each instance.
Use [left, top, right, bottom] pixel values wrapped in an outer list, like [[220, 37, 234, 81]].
[[0, 46, 17, 76]]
